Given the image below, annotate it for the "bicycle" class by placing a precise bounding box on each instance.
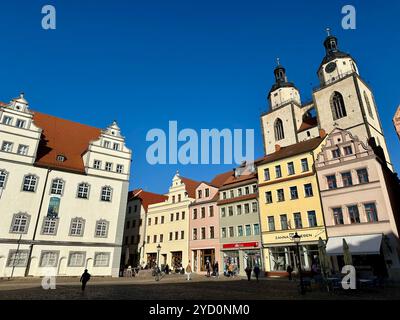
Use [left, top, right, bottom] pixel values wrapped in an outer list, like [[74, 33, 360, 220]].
[[153, 266, 165, 281]]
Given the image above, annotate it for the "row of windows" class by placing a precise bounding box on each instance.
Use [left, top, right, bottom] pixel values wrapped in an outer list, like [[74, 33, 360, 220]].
[[192, 206, 214, 219], [93, 160, 124, 173], [125, 219, 143, 230], [192, 226, 215, 240], [148, 211, 186, 225], [10, 214, 109, 238], [2, 115, 27, 129], [6, 250, 110, 268], [263, 158, 309, 181], [326, 168, 369, 189], [170, 193, 188, 203], [103, 140, 121, 151], [221, 224, 260, 238], [332, 203, 378, 225], [146, 230, 185, 243], [267, 211, 317, 231], [221, 184, 257, 200], [264, 183, 313, 203], [0, 172, 114, 202], [1, 141, 29, 155], [124, 235, 141, 245], [220, 202, 258, 217], [127, 205, 139, 214], [197, 188, 210, 199]]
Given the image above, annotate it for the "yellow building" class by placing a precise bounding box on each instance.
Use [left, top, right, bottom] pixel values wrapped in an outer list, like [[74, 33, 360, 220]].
[[143, 172, 200, 271], [256, 135, 327, 276]]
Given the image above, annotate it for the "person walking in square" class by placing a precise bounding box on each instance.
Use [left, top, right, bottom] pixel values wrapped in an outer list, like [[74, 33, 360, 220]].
[[186, 260, 192, 281], [286, 265, 293, 281], [205, 259, 211, 277], [80, 269, 91, 292], [253, 264, 260, 282], [245, 266, 252, 281]]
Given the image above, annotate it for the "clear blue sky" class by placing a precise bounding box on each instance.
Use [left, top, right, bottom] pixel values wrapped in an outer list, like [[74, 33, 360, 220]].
[[1, 0, 399, 194]]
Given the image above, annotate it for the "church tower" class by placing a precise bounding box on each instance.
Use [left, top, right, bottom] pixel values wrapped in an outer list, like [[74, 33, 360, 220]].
[[313, 29, 393, 169]]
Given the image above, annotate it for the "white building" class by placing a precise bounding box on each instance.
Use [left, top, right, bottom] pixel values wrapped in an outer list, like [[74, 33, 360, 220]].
[[0, 93, 132, 277]]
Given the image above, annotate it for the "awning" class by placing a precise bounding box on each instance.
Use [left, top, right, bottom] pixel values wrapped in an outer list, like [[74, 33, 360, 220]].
[[326, 234, 382, 256]]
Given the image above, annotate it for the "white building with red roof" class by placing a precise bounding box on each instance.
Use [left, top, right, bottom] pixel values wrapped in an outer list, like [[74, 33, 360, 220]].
[[0, 93, 132, 277]]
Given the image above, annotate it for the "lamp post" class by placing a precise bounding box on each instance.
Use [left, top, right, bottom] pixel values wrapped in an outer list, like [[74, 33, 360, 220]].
[[293, 232, 305, 295], [156, 244, 161, 270]]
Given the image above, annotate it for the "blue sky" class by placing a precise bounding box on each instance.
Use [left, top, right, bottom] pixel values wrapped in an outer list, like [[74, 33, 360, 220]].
[[0, 0, 399, 194]]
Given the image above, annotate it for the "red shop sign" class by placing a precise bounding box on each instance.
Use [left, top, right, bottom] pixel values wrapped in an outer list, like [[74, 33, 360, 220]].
[[223, 242, 259, 249]]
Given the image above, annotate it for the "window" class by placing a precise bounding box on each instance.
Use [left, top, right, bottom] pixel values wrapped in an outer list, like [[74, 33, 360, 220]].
[[68, 252, 85, 267], [0, 170, 8, 188], [268, 216, 275, 231], [153, 235, 157, 243], [343, 146, 353, 155], [287, 162, 295, 175], [101, 186, 112, 202], [357, 168, 369, 184], [280, 215, 288, 230], [113, 143, 120, 151], [301, 158, 309, 172], [1, 141, 13, 152], [182, 211, 185, 220], [181, 231, 185, 240], [23, 175, 38, 192], [2, 116, 12, 125], [193, 209, 197, 219], [274, 118, 285, 141], [245, 186, 250, 195], [103, 141, 111, 148], [294, 213, 302, 229], [201, 207, 206, 218], [95, 220, 109, 237], [365, 203, 378, 222], [7, 250, 29, 267], [175, 231, 179, 240], [116, 164, 124, 173], [229, 227, 234, 237], [11, 213, 30, 233], [307, 211, 317, 227], [253, 224, 260, 236], [105, 162, 113, 171], [172, 195, 175, 203], [198, 190, 202, 198], [94, 253, 110, 267], [41, 217, 58, 235], [275, 165, 282, 178], [17, 145, 29, 155], [237, 225, 243, 237], [327, 175, 337, 189], [132, 220, 136, 228], [126, 220, 131, 229], [333, 207, 344, 225], [70, 218, 85, 236], [176, 212, 179, 220], [236, 205, 242, 215], [192, 228, 198, 240], [56, 155, 65, 162], [252, 202, 258, 213], [201, 227, 206, 239], [331, 91, 347, 120], [93, 160, 101, 169], [210, 226, 215, 239], [332, 149, 341, 159], [161, 216, 164, 224], [178, 194, 181, 202], [40, 251, 58, 267], [252, 185, 257, 194], [277, 189, 285, 202], [160, 234, 164, 243], [304, 183, 313, 197], [228, 206, 233, 216], [264, 168, 270, 181], [16, 119, 26, 128], [245, 224, 251, 236], [221, 208, 226, 218], [209, 206, 214, 217], [342, 172, 353, 187], [238, 188, 242, 196], [77, 183, 90, 199], [265, 191, 273, 204], [169, 233, 172, 241], [348, 205, 360, 223], [290, 186, 298, 200], [364, 91, 374, 119], [148, 217, 152, 226], [50, 179, 64, 195], [230, 190, 234, 198], [147, 236, 150, 243], [221, 227, 227, 238], [205, 188, 210, 197], [222, 192, 227, 199], [244, 203, 250, 214]]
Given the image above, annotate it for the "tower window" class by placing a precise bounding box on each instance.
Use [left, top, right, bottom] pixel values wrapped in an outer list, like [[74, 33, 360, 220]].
[[364, 91, 374, 119], [274, 118, 285, 141], [331, 92, 347, 120]]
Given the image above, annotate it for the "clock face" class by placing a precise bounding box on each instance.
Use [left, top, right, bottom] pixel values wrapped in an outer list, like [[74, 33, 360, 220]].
[[325, 62, 337, 73]]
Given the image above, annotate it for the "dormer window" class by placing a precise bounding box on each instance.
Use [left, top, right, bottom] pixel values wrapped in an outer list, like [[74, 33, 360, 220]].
[[16, 119, 26, 128], [113, 143, 120, 151], [103, 141, 111, 148], [56, 155, 66, 162], [2, 116, 12, 125]]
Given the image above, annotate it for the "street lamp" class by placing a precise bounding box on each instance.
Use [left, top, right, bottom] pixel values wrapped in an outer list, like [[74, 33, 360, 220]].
[[156, 244, 161, 270], [293, 232, 305, 295]]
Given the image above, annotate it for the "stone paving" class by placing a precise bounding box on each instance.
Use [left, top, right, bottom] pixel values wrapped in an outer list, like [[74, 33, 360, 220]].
[[0, 273, 399, 300]]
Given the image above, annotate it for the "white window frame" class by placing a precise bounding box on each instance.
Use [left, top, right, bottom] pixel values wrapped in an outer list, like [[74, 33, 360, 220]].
[[105, 162, 113, 172], [10, 213, 31, 234], [2, 115, 13, 125], [68, 252, 86, 267], [1, 141, 13, 153], [0, 169, 9, 189], [95, 220, 109, 238], [50, 178, 65, 195], [69, 217, 85, 236], [77, 182, 90, 199], [93, 160, 102, 170], [116, 164, 124, 173], [22, 174, 38, 192], [41, 217, 59, 235], [94, 252, 110, 267], [17, 144, 29, 155], [15, 119, 26, 129], [100, 186, 113, 202], [7, 250, 29, 267], [40, 251, 59, 267]]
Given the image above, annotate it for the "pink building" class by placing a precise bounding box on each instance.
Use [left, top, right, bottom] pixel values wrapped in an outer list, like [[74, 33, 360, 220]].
[[315, 128, 400, 279], [189, 172, 231, 273], [394, 106, 400, 140]]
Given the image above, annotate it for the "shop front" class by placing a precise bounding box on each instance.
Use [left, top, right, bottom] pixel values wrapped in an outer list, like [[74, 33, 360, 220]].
[[221, 242, 263, 276], [192, 248, 216, 272], [171, 251, 183, 270], [146, 253, 157, 268]]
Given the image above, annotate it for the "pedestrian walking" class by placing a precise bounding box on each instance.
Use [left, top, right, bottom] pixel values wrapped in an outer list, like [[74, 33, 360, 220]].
[[205, 259, 211, 277], [228, 263, 235, 277], [253, 264, 260, 282], [245, 266, 252, 281], [80, 269, 91, 292], [186, 260, 192, 281], [214, 261, 219, 278], [126, 265, 132, 277], [286, 265, 293, 281]]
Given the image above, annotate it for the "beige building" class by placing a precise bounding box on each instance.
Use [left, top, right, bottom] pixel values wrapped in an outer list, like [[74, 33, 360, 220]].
[[394, 106, 400, 140], [315, 128, 400, 279], [143, 172, 200, 271], [0, 94, 132, 277]]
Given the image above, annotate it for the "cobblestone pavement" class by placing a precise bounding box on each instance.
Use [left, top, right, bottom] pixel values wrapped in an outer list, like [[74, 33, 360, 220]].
[[0, 274, 399, 300]]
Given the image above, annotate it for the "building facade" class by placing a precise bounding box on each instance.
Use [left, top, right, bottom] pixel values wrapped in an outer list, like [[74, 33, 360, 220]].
[[256, 135, 327, 276], [143, 172, 200, 271], [394, 106, 400, 140], [0, 94, 131, 277], [122, 189, 167, 268], [217, 163, 262, 276], [315, 128, 400, 279]]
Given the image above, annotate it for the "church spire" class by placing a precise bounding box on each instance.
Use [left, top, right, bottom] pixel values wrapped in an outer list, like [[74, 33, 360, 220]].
[[323, 27, 339, 55]]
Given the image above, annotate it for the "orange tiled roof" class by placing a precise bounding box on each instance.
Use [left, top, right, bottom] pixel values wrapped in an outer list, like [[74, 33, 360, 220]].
[[297, 117, 318, 133], [129, 189, 168, 212], [32, 112, 101, 173], [210, 170, 233, 188], [180, 176, 201, 198]]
